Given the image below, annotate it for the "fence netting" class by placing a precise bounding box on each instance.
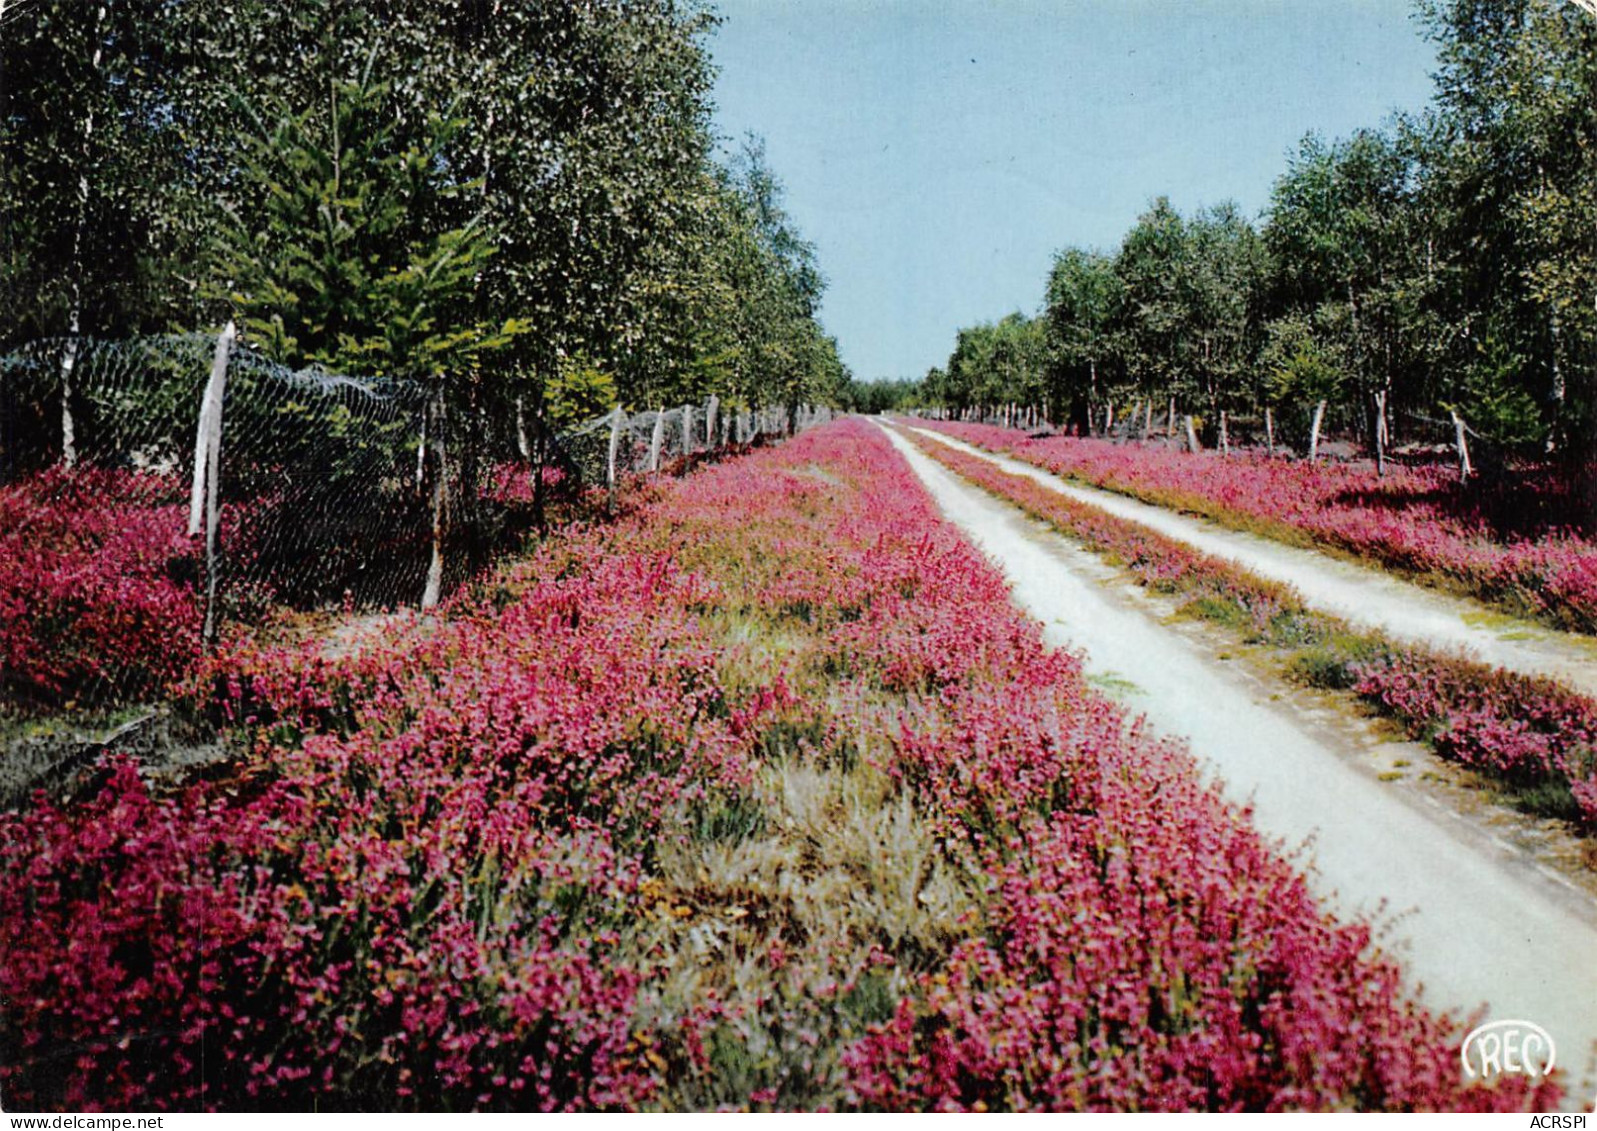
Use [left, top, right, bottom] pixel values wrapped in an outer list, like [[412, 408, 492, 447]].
[[0, 328, 835, 764]]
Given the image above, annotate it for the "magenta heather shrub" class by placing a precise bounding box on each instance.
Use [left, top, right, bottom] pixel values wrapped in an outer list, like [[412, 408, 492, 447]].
[[922, 420, 1597, 633], [0, 420, 1554, 1111], [912, 430, 1597, 833], [0, 467, 201, 703], [1351, 653, 1597, 823]]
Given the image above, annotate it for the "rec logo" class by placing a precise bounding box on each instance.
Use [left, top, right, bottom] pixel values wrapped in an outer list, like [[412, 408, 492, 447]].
[[1460, 1018, 1556, 1080]]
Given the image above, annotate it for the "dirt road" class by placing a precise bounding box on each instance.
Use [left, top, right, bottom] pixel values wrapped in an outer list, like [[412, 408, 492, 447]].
[[908, 426, 1597, 699], [881, 422, 1597, 1101]]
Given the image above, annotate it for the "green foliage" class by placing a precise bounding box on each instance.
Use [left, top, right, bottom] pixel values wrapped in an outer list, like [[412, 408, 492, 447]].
[[1260, 313, 1345, 407], [929, 0, 1594, 481], [939, 313, 1047, 415], [545, 357, 619, 429], [1, 0, 842, 426], [218, 53, 501, 382]]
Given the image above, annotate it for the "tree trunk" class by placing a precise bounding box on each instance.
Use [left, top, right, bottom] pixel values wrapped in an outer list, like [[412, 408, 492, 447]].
[[1218, 410, 1229, 455], [1308, 400, 1326, 461], [422, 390, 448, 610], [58, 3, 110, 468], [1184, 415, 1200, 454], [1373, 389, 1388, 477], [1546, 310, 1563, 454]]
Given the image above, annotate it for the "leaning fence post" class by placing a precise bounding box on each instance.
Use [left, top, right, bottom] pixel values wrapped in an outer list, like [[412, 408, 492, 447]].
[[198, 321, 236, 645], [1451, 409, 1473, 483], [190, 321, 235, 536], [1308, 399, 1326, 461], [1184, 415, 1201, 454]]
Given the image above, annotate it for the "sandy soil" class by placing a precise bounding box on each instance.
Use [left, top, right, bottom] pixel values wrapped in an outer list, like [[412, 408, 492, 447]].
[[880, 422, 1597, 1101], [909, 426, 1597, 699]]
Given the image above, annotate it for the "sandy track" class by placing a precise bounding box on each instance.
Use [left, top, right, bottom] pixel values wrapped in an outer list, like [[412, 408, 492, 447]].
[[908, 425, 1597, 699], [880, 422, 1597, 1100]]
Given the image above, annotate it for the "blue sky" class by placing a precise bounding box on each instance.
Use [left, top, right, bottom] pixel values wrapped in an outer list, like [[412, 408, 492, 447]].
[[707, 0, 1441, 382]]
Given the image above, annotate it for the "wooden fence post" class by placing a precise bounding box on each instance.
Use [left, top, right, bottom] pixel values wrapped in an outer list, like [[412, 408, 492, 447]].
[[1451, 409, 1473, 483], [1308, 400, 1326, 461], [707, 395, 719, 449], [1265, 407, 1275, 455], [648, 406, 665, 473], [421, 386, 448, 610], [1184, 414, 1201, 454], [196, 321, 235, 644], [189, 321, 235, 536], [1218, 410, 1229, 455], [606, 406, 624, 498]]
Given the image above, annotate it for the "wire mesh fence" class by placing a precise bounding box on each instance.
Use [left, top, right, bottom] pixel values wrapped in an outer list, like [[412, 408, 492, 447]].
[[0, 327, 836, 738]]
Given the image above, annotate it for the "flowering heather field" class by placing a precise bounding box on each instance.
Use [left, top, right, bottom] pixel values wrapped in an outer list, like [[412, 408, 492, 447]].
[[917, 420, 1597, 634], [903, 429, 1597, 832], [0, 421, 1555, 1111], [0, 467, 202, 705]]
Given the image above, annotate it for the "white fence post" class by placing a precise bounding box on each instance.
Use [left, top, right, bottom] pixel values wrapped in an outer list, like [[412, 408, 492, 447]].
[[421, 387, 448, 610], [198, 321, 236, 644], [1451, 409, 1473, 483], [649, 406, 665, 473], [189, 321, 235, 536], [606, 406, 624, 496], [706, 395, 719, 449]]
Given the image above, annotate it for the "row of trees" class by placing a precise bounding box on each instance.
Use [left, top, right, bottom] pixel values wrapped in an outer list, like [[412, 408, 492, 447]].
[[1, 0, 848, 431], [923, 0, 1595, 469]]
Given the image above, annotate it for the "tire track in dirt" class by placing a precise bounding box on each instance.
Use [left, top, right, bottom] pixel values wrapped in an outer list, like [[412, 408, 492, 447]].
[[880, 422, 1597, 1101], [908, 425, 1597, 700]]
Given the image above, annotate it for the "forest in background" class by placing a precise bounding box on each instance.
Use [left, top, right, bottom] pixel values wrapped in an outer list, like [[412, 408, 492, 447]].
[[913, 0, 1594, 517], [0, 0, 849, 431]]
